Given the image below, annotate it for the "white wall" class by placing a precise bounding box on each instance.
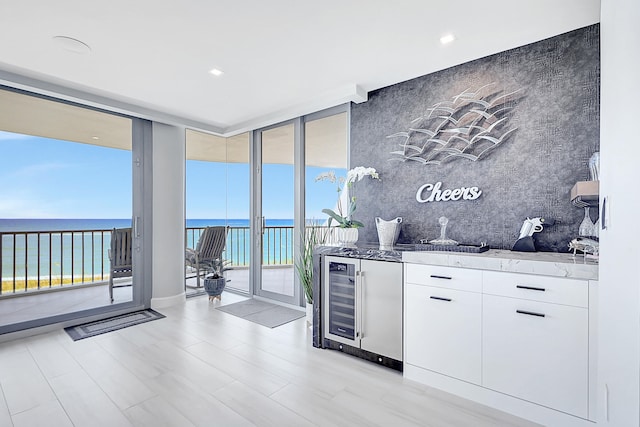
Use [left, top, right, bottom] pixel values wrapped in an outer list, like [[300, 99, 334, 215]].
[[598, 0, 640, 424], [150, 122, 186, 308]]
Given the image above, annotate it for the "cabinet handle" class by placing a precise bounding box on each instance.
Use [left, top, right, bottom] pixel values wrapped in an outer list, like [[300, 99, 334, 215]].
[[430, 296, 452, 302], [516, 309, 545, 318], [430, 275, 452, 280], [516, 285, 546, 292]]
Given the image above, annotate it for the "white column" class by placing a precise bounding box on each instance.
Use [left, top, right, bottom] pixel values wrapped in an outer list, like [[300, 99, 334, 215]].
[[150, 122, 186, 308], [598, 0, 640, 424]]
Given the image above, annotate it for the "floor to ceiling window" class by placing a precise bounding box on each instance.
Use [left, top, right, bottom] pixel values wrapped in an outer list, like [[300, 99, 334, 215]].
[[185, 106, 348, 306], [304, 111, 348, 226], [185, 130, 250, 294], [0, 86, 147, 333]]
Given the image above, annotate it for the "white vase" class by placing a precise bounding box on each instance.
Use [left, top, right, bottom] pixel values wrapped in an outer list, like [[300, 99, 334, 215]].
[[335, 227, 358, 246], [306, 302, 313, 328], [375, 217, 402, 248]]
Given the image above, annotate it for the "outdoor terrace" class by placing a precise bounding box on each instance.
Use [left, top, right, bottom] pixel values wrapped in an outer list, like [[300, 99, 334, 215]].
[[0, 226, 302, 328]]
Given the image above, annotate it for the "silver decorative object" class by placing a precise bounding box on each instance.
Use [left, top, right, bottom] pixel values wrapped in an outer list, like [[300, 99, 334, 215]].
[[578, 207, 595, 237], [388, 83, 524, 165], [375, 217, 402, 249], [588, 151, 600, 181], [569, 237, 599, 258], [429, 216, 459, 246]]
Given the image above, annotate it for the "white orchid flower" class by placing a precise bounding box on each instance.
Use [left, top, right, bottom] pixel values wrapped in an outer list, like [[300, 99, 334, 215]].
[[346, 167, 379, 184], [315, 171, 337, 183], [316, 166, 380, 228]]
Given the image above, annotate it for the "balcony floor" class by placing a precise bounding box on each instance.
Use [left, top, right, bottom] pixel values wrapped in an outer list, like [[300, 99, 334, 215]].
[[186, 265, 294, 296], [0, 266, 294, 328]]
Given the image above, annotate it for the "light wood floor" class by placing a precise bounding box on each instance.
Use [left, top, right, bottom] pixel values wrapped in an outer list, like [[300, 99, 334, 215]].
[[0, 292, 541, 427]]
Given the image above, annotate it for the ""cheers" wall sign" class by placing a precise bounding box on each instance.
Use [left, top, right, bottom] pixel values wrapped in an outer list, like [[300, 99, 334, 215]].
[[416, 181, 482, 203]]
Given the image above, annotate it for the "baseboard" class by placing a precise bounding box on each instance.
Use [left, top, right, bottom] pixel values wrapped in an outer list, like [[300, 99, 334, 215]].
[[404, 364, 595, 427], [151, 292, 186, 309]]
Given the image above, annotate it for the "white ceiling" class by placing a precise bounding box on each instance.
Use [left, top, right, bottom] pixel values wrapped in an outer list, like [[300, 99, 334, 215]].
[[0, 0, 600, 137]]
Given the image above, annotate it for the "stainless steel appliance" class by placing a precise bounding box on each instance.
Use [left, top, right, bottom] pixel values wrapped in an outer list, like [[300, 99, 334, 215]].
[[323, 255, 403, 366]]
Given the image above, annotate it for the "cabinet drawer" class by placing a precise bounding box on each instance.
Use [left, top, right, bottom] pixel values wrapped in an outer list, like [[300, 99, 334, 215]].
[[405, 284, 482, 384], [405, 264, 482, 293], [482, 294, 588, 418], [483, 271, 588, 308]]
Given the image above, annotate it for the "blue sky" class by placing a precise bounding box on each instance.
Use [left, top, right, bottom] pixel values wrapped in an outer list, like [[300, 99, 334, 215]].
[[0, 130, 342, 220], [0, 131, 132, 218], [185, 161, 341, 220]]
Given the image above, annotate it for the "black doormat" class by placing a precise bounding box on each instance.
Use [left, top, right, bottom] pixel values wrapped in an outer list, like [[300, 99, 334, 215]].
[[64, 309, 165, 341], [216, 299, 304, 328]]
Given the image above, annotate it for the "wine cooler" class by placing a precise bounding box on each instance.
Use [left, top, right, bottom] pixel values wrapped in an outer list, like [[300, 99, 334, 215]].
[[322, 255, 403, 364], [325, 258, 357, 342]]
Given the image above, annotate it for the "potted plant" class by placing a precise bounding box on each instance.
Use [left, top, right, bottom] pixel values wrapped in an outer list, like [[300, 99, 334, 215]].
[[316, 166, 379, 245], [295, 222, 328, 325], [203, 258, 231, 301]]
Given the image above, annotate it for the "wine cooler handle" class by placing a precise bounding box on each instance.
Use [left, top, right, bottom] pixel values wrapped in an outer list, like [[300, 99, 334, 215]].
[[601, 197, 608, 230], [358, 271, 364, 339]]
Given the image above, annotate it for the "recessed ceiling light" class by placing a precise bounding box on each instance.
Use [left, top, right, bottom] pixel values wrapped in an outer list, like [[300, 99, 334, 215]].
[[91, 136, 100, 140], [209, 68, 224, 77], [440, 34, 456, 45], [52, 36, 91, 54]]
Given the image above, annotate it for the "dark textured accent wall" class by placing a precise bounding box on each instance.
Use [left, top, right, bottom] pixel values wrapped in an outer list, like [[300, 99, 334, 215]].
[[350, 24, 600, 252]]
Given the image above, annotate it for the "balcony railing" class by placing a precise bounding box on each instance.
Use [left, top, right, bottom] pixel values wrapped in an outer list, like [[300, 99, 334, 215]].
[[185, 226, 295, 266], [1, 225, 299, 295], [0, 229, 111, 294]]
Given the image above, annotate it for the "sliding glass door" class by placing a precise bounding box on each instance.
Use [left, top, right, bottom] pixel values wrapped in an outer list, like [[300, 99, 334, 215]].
[[248, 107, 348, 307], [0, 86, 148, 333], [252, 121, 300, 305]]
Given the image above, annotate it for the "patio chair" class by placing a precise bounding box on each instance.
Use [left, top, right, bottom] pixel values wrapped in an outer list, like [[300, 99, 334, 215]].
[[108, 227, 133, 302], [185, 226, 229, 288]]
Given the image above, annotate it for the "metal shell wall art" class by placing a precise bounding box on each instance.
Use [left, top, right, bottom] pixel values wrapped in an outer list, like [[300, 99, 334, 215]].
[[388, 83, 524, 165]]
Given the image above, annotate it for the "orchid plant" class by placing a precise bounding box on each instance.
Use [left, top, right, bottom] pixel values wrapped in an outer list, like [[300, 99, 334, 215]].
[[315, 166, 379, 228]]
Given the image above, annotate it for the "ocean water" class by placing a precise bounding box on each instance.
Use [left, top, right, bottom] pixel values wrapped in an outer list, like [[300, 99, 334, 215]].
[[0, 218, 294, 285], [0, 218, 294, 232]]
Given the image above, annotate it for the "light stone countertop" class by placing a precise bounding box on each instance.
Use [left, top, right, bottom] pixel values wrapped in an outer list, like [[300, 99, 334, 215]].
[[402, 249, 599, 281]]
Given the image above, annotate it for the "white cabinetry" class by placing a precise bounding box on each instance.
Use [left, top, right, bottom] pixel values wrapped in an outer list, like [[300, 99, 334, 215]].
[[404, 263, 592, 422], [405, 265, 482, 384], [599, 2, 640, 424], [482, 272, 589, 418]]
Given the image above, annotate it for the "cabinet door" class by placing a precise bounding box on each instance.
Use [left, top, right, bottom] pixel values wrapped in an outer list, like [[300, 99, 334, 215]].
[[360, 259, 403, 361], [405, 283, 482, 384], [482, 294, 588, 418]]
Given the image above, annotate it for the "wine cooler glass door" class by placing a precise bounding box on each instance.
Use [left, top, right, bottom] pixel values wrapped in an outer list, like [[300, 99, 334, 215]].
[[326, 258, 357, 342]]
